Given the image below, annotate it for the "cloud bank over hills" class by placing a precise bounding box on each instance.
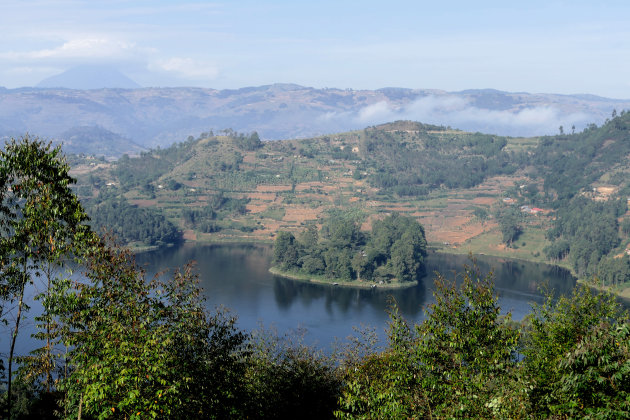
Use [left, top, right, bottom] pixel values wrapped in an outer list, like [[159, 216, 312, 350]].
[[323, 94, 594, 138]]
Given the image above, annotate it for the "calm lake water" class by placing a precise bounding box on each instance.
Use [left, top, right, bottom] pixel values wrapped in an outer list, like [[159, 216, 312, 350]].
[[135, 243, 577, 349]]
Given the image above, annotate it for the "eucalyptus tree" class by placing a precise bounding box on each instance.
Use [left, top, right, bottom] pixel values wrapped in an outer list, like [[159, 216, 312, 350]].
[[0, 135, 93, 418]]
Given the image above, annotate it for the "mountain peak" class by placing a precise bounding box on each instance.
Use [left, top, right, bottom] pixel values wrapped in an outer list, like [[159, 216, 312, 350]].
[[36, 65, 140, 90]]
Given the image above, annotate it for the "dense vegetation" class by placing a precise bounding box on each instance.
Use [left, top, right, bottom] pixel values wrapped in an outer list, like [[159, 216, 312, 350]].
[[88, 196, 181, 246], [532, 111, 630, 285], [532, 110, 630, 204], [359, 123, 516, 196], [336, 268, 630, 419], [273, 213, 427, 284]]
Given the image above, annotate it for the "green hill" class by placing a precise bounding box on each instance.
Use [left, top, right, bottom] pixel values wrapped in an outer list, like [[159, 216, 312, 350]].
[[69, 113, 630, 294]]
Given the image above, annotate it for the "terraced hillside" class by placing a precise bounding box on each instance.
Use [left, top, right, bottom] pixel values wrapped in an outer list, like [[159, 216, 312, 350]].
[[70, 122, 524, 245], [68, 114, 630, 295]]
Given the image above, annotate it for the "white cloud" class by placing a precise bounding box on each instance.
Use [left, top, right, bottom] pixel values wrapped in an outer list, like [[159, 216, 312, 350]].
[[1, 38, 140, 61], [356, 101, 395, 124], [150, 57, 219, 80], [396, 96, 591, 135], [321, 95, 593, 137], [0, 37, 220, 86]]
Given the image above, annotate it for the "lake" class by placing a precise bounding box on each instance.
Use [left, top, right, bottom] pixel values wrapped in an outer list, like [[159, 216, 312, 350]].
[[135, 243, 577, 349]]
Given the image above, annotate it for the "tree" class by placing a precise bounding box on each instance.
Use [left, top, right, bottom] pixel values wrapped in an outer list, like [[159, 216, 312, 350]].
[[472, 206, 489, 224], [415, 263, 520, 417], [55, 244, 249, 419], [496, 207, 522, 246], [244, 327, 341, 419], [274, 213, 426, 284], [553, 322, 630, 418], [299, 224, 319, 251], [336, 304, 428, 419], [0, 135, 93, 418], [521, 284, 628, 417], [390, 230, 425, 282], [337, 262, 521, 418], [273, 231, 300, 270]]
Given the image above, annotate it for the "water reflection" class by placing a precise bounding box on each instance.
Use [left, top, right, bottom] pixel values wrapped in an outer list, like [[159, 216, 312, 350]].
[[136, 243, 577, 348]]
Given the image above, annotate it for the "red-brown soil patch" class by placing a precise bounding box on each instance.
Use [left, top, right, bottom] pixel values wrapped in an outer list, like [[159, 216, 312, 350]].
[[471, 197, 495, 205], [242, 153, 258, 164], [246, 204, 269, 214], [183, 230, 197, 241], [424, 220, 488, 245], [282, 207, 322, 222], [70, 163, 111, 175], [295, 182, 326, 191], [181, 180, 202, 188]]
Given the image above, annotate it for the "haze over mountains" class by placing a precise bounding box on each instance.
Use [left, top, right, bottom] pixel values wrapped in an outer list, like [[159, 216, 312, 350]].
[[1, 67, 629, 156]]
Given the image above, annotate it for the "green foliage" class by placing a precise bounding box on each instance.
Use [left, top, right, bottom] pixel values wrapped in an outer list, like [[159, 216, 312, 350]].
[[232, 131, 262, 151], [472, 206, 489, 223], [521, 284, 629, 418], [546, 197, 624, 276], [181, 192, 249, 234], [113, 137, 198, 189], [273, 231, 300, 270], [336, 307, 427, 419], [88, 196, 181, 246], [273, 214, 427, 283], [244, 327, 342, 419], [360, 125, 515, 195], [0, 135, 94, 419], [338, 266, 630, 419], [596, 255, 630, 287], [553, 322, 630, 418], [337, 262, 521, 419], [533, 111, 630, 203], [55, 244, 249, 419], [415, 264, 521, 417], [495, 207, 522, 245], [543, 239, 570, 261]]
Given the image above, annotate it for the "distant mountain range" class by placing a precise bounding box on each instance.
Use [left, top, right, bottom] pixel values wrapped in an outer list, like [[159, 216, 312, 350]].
[[1, 83, 629, 156]]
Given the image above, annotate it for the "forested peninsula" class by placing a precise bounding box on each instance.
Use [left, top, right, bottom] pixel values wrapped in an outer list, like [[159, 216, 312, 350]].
[[271, 213, 427, 288]]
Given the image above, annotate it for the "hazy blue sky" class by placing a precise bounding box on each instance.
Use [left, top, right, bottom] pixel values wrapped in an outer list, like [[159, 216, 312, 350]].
[[2, 0, 629, 98]]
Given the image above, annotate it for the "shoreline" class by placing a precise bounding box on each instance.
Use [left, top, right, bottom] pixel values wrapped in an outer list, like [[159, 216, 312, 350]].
[[439, 246, 630, 300], [268, 266, 418, 289], [577, 278, 630, 301], [134, 238, 630, 299]]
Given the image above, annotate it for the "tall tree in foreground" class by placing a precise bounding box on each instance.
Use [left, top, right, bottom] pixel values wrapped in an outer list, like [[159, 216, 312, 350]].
[[0, 135, 93, 418], [54, 243, 249, 419], [522, 284, 630, 418], [336, 262, 521, 419]]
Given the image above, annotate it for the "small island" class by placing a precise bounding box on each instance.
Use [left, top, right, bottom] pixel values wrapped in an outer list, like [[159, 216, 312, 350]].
[[271, 213, 427, 289]]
